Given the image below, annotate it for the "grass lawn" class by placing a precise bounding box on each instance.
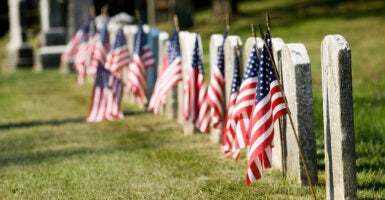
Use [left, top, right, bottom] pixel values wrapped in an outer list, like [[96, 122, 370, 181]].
[[1, 0, 385, 199]]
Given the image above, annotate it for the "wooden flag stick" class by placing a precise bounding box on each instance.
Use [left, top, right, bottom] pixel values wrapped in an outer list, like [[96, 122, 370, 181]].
[[258, 24, 317, 200], [173, 14, 180, 31], [135, 9, 141, 22], [226, 14, 230, 31], [253, 23, 285, 177], [250, 24, 260, 59]]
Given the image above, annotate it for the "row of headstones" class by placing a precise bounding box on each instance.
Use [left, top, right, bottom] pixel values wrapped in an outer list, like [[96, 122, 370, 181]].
[[131, 26, 355, 199], [63, 20, 355, 199]]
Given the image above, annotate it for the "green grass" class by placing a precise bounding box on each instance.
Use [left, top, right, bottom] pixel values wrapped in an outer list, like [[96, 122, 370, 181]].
[[1, 0, 385, 199]]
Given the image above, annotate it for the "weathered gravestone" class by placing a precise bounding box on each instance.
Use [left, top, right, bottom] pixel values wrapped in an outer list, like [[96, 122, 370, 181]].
[[208, 34, 224, 143], [280, 44, 318, 185], [122, 24, 151, 105], [321, 35, 357, 200], [156, 32, 177, 119], [178, 31, 199, 135], [146, 28, 160, 102], [242, 37, 263, 70], [4, 0, 34, 71], [36, 0, 68, 70], [224, 36, 243, 104], [269, 37, 287, 172]]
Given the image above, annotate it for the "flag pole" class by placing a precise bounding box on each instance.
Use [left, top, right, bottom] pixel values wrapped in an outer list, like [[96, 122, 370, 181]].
[[226, 14, 230, 32], [252, 22, 285, 177], [258, 21, 317, 200], [173, 15, 180, 32], [250, 24, 260, 59], [135, 9, 141, 22]]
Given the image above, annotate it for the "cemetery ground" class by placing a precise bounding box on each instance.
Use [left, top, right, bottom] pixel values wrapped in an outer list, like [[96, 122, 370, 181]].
[[1, 0, 385, 199]]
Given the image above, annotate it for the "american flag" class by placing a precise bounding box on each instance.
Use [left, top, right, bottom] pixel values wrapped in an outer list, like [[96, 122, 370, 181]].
[[231, 44, 259, 160], [89, 21, 110, 77], [183, 34, 210, 133], [127, 22, 156, 107], [207, 29, 228, 131], [105, 28, 131, 75], [70, 21, 90, 85], [246, 30, 287, 185], [222, 50, 242, 158], [148, 28, 182, 114], [85, 64, 124, 122], [61, 20, 89, 65]]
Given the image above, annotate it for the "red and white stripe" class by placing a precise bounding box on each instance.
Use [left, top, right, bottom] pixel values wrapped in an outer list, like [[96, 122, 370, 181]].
[[148, 56, 182, 114], [184, 66, 210, 133], [207, 66, 225, 130], [127, 54, 147, 106], [246, 80, 286, 185], [106, 45, 130, 74]]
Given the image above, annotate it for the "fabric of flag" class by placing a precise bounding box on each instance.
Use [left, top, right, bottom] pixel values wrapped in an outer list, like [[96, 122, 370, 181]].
[[85, 64, 124, 122], [104, 73, 124, 120], [127, 22, 156, 107], [85, 19, 98, 76], [231, 44, 259, 159], [148, 28, 182, 114], [61, 20, 89, 65], [246, 30, 287, 185], [207, 29, 228, 131], [70, 21, 90, 85], [183, 34, 210, 133], [105, 28, 130, 74], [221, 50, 242, 159], [89, 21, 110, 77]]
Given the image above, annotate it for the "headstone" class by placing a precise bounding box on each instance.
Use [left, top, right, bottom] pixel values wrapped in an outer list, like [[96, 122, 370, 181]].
[[270, 37, 287, 172], [66, 0, 92, 38], [321, 35, 357, 200], [178, 31, 196, 135], [208, 34, 224, 143], [122, 24, 151, 105], [3, 0, 34, 71], [280, 43, 318, 185], [37, 0, 68, 69], [243, 37, 263, 70], [146, 28, 160, 101], [157, 32, 172, 117], [224, 36, 242, 102]]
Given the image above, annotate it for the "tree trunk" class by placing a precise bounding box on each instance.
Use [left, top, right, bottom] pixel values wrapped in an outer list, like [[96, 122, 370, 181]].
[[212, 0, 231, 23]]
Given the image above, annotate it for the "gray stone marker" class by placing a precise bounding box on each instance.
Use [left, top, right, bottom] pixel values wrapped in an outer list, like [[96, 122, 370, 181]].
[[208, 34, 224, 143], [321, 35, 357, 200], [122, 24, 151, 106], [66, 0, 92, 38], [4, 0, 34, 71], [37, 0, 68, 69], [146, 28, 159, 102], [178, 31, 197, 135], [270, 37, 287, 172], [242, 37, 263, 70], [281, 43, 318, 185], [224, 36, 243, 103]]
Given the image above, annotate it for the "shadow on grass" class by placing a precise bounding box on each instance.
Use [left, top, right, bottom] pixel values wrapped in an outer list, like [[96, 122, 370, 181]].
[[0, 110, 147, 131]]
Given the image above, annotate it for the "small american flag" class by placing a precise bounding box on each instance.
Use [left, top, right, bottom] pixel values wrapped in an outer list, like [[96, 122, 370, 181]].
[[127, 22, 156, 107], [85, 64, 124, 122], [148, 28, 182, 114], [71, 21, 91, 85], [231, 44, 259, 160], [105, 28, 131, 75], [222, 49, 242, 158], [89, 21, 110, 77], [207, 29, 228, 131], [246, 30, 287, 185], [183, 34, 210, 133], [61, 20, 89, 65]]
